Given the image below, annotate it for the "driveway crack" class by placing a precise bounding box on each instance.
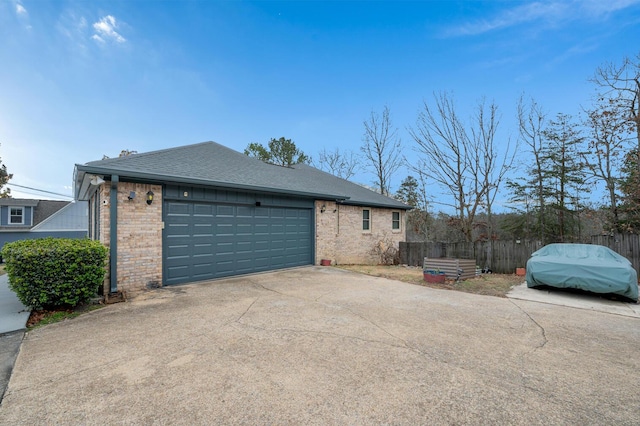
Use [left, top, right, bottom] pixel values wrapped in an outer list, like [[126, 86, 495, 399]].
[[508, 299, 548, 350], [244, 280, 431, 357], [235, 297, 259, 323], [340, 305, 412, 346], [314, 290, 334, 302], [248, 279, 285, 296]]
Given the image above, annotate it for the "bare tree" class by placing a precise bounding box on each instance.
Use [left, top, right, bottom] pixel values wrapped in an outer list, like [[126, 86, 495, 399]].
[[314, 147, 360, 180], [591, 52, 640, 161], [582, 94, 634, 231], [515, 95, 548, 243], [409, 92, 506, 242], [474, 99, 516, 240], [473, 99, 517, 267], [361, 105, 403, 195]]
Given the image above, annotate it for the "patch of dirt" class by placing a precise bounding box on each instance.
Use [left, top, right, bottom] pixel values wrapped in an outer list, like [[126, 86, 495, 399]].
[[336, 264, 524, 298], [26, 308, 73, 327], [26, 302, 104, 328]]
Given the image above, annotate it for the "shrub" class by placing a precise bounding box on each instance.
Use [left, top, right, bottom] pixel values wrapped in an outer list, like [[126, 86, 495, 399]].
[[1, 238, 108, 310], [370, 232, 400, 265]]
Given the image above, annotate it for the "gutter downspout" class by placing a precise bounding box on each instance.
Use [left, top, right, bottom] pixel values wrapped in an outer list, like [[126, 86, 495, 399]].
[[110, 175, 118, 294]]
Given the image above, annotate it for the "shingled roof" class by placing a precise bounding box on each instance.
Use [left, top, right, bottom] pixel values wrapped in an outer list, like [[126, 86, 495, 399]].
[[75, 141, 410, 210], [33, 201, 69, 226]]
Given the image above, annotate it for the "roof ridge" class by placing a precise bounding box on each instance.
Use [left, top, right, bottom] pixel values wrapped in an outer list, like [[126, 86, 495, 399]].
[[74, 141, 411, 209], [294, 163, 400, 201], [31, 201, 73, 230], [85, 141, 218, 165]]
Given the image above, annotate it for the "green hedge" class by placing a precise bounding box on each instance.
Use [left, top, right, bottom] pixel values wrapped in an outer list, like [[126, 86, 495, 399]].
[[1, 238, 108, 310]]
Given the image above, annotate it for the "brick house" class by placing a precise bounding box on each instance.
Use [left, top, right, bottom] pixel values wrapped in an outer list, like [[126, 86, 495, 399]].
[[74, 142, 410, 295]]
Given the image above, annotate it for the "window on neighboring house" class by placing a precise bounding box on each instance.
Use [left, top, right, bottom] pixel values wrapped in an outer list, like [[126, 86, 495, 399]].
[[363, 209, 370, 231], [10, 207, 24, 224], [392, 211, 400, 230]]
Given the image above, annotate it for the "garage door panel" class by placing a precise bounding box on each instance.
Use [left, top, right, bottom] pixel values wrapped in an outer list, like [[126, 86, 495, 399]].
[[237, 206, 253, 217], [270, 225, 284, 235], [167, 264, 189, 278], [164, 201, 312, 285], [166, 245, 190, 258], [166, 202, 191, 215], [193, 221, 213, 230], [193, 231, 213, 240], [193, 244, 213, 255], [215, 242, 234, 253], [192, 267, 214, 279], [270, 255, 285, 265], [255, 238, 269, 247], [166, 222, 189, 232], [193, 203, 215, 216], [237, 223, 252, 233], [216, 205, 235, 216], [236, 241, 254, 254], [193, 215, 214, 223], [273, 211, 286, 220], [215, 260, 235, 273]]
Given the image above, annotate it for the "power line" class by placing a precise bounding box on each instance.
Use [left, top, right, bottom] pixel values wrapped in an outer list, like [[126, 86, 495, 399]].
[[7, 183, 73, 199]]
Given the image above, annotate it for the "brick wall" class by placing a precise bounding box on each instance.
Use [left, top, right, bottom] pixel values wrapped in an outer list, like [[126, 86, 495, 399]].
[[96, 181, 162, 295], [93, 186, 403, 293], [315, 200, 338, 263], [315, 200, 405, 265]]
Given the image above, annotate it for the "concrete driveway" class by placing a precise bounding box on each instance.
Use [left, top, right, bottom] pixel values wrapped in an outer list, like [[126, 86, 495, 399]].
[[1, 267, 639, 425]]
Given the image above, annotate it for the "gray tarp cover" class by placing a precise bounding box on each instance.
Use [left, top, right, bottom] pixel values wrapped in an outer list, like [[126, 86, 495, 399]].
[[526, 243, 639, 302]]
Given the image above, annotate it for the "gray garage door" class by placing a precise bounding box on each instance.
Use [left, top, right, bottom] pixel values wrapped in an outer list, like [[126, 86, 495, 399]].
[[163, 198, 313, 285]]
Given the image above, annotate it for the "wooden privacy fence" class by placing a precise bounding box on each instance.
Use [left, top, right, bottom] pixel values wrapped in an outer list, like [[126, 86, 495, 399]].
[[400, 235, 640, 274], [591, 234, 640, 274]]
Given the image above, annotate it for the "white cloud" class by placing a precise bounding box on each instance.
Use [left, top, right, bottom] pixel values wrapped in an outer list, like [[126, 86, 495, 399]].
[[446, 0, 640, 37], [13, 2, 31, 30], [447, 2, 568, 36], [582, 0, 640, 15], [91, 34, 105, 44], [56, 12, 92, 52], [15, 3, 27, 15], [92, 15, 126, 44]]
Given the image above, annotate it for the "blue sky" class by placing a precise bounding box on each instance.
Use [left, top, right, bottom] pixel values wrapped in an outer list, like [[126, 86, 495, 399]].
[[1, 0, 639, 208]]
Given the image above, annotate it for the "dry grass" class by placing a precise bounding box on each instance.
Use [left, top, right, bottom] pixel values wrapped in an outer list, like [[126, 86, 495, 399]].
[[336, 264, 524, 298]]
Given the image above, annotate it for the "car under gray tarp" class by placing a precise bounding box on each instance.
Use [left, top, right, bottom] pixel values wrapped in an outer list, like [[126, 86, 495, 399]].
[[526, 243, 639, 302]]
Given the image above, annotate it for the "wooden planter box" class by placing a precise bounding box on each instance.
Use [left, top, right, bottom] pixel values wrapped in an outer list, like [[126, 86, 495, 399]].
[[423, 271, 446, 283]]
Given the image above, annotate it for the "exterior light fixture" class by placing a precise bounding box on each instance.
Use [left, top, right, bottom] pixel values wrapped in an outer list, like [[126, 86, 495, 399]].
[[128, 191, 136, 200], [146, 191, 154, 205], [90, 175, 105, 186], [320, 204, 326, 213]]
